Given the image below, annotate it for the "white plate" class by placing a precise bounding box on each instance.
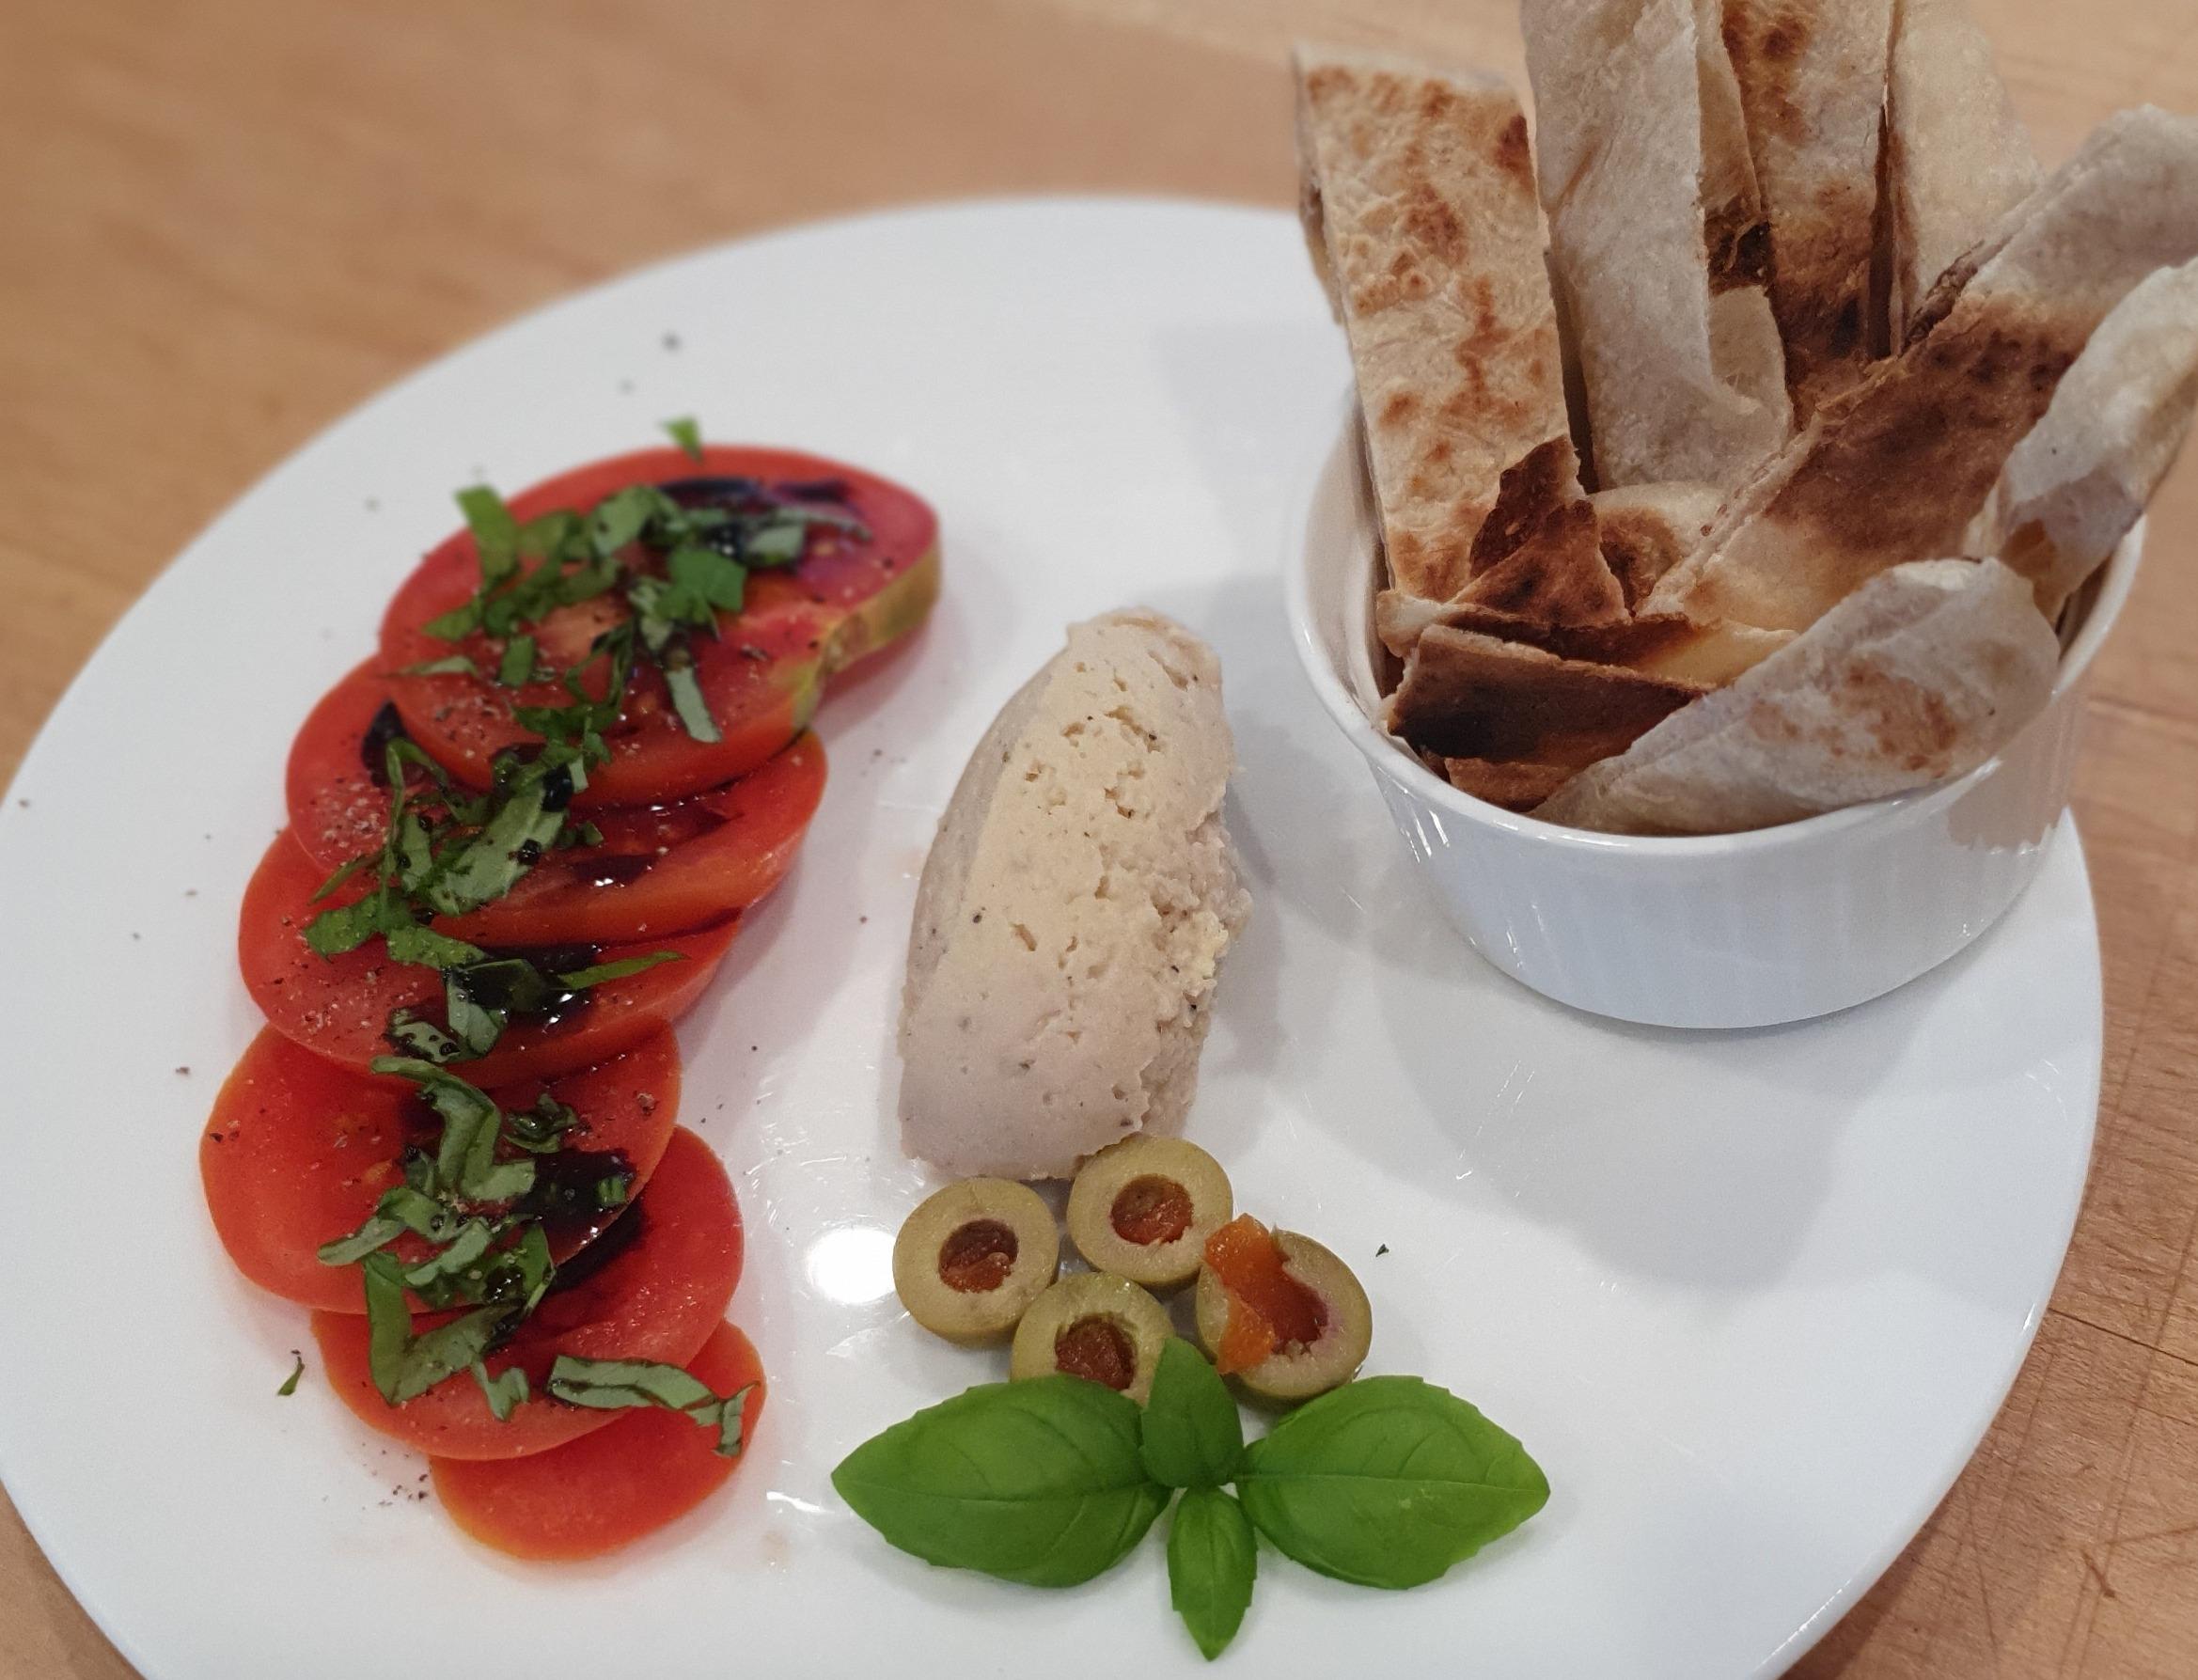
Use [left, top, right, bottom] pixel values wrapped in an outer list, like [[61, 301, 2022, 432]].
[[0, 201, 2098, 1679]]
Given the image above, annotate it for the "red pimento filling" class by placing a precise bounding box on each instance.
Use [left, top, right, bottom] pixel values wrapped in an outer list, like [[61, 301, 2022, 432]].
[[1055, 1315, 1137, 1390], [1204, 1215, 1327, 1375], [937, 1219, 1018, 1294], [1110, 1175, 1194, 1247]]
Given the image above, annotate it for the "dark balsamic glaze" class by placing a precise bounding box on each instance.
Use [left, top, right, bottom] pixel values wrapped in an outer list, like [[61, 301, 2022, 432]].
[[515, 1148, 638, 1251], [360, 701, 410, 783], [542, 1197, 648, 1295]]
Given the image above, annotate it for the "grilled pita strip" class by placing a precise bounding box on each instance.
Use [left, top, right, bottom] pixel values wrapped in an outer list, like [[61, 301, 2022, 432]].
[[1295, 44, 1573, 604], [1522, 0, 1792, 489], [1966, 255, 2198, 618], [1723, 0, 1897, 418], [1387, 626, 1705, 773], [1591, 480, 1725, 606], [1650, 106, 2198, 639], [1538, 558, 2059, 834], [1885, 0, 2043, 338]]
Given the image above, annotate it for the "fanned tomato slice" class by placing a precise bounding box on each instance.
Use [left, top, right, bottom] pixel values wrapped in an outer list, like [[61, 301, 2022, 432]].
[[282, 660, 827, 944], [199, 1027, 681, 1313], [311, 1126, 741, 1460], [378, 445, 938, 807], [237, 830, 736, 1085], [432, 1320, 766, 1559]]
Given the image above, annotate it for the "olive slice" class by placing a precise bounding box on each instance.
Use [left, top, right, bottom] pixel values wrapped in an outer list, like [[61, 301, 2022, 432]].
[[1010, 1271, 1172, 1404], [1195, 1228, 1372, 1405], [1064, 1136, 1233, 1291], [892, 1179, 1060, 1345]]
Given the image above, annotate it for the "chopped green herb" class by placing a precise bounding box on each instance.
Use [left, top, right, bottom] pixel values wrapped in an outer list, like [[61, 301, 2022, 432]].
[[400, 653, 481, 677], [667, 543, 746, 612], [361, 1253, 514, 1405], [664, 416, 705, 463], [556, 950, 683, 989], [547, 1355, 756, 1458], [496, 634, 538, 687], [473, 1361, 530, 1421], [277, 1352, 306, 1397]]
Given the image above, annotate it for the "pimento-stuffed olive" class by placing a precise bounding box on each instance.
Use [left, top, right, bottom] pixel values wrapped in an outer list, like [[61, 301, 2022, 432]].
[[892, 1179, 1060, 1345], [1194, 1217, 1371, 1405], [1009, 1272, 1172, 1404], [1064, 1136, 1232, 1291]]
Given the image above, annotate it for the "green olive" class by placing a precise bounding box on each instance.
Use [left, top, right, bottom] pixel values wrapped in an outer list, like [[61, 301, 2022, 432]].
[[892, 1179, 1060, 1345], [1064, 1136, 1233, 1291], [1195, 1230, 1372, 1405], [1010, 1272, 1172, 1404]]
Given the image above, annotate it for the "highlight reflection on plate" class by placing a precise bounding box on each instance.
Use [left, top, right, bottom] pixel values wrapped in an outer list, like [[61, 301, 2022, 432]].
[[805, 1225, 897, 1306]]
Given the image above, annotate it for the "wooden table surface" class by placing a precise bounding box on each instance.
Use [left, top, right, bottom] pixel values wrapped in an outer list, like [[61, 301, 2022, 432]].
[[6, 1, 2198, 1673]]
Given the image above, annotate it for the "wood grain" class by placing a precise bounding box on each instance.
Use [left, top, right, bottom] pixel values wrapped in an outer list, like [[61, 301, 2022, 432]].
[[2, 1, 2194, 1674]]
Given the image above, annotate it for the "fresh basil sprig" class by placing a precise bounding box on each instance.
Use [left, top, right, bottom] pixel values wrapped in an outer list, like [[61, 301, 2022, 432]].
[[1168, 1487, 1257, 1661], [1237, 1376, 1549, 1590], [1140, 1336, 1244, 1488], [832, 1377, 1169, 1587], [833, 1341, 1548, 1660]]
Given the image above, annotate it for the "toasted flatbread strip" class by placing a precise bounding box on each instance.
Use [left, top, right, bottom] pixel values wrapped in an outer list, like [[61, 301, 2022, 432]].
[[1522, 0, 1791, 489], [1966, 256, 2198, 618], [1387, 625, 1705, 769], [1886, 0, 2043, 338], [1723, 0, 1896, 418], [1295, 44, 1572, 603], [1650, 107, 2198, 637], [1450, 436, 1628, 622], [1537, 558, 2059, 834], [1591, 480, 1725, 606], [1377, 592, 1792, 690]]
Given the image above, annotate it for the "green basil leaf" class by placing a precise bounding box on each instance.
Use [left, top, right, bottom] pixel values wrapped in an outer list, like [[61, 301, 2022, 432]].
[[400, 653, 480, 677], [457, 485, 521, 583], [504, 1091, 581, 1154], [385, 923, 489, 971], [741, 521, 807, 566], [418, 781, 565, 916], [831, 1377, 1169, 1587], [360, 1254, 512, 1405], [400, 1219, 495, 1289], [556, 950, 683, 989], [497, 635, 538, 687], [317, 1213, 406, 1266], [422, 601, 486, 641], [1235, 1376, 1549, 1590], [511, 1221, 556, 1313], [550, 1356, 719, 1413], [664, 416, 705, 463], [590, 484, 667, 557], [662, 656, 721, 745], [1140, 1340, 1245, 1489], [308, 854, 373, 904], [304, 888, 407, 958], [667, 544, 746, 612], [1168, 1486, 1257, 1660], [277, 1352, 306, 1397], [375, 1183, 465, 1242], [472, 1361, 530, 1421], [547, 1356, 756, 1458], [385, 1009, 463, 1063]]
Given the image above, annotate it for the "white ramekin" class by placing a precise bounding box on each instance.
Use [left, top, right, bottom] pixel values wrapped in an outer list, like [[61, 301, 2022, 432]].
[[1285, 414, 2141, 1030]]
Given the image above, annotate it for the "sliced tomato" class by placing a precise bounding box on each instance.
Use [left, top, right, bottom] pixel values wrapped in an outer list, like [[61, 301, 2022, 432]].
[[282, 661, 827, 944], [441, 733, 824, 945], [378, 445, 938, 808], [286, 660, 403, 875], [432, 1320, 766, 1559], [311, 1126, 741, 1460], [199, 1027, 681, 1313], [238, 830, 736, 1085]]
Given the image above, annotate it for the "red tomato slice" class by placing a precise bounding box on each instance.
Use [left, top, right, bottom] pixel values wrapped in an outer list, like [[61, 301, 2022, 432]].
[[378, 445, 938, 808], [311, 1126, 741, 1460], [432, 1320, 766, 1559], [199, 1027, 681, 1313], [238, 830, 736, 1085], [282, 659, 827, 944]]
